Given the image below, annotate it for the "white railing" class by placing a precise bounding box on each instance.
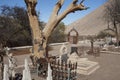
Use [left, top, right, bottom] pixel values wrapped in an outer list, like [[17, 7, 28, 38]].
[[5, 42, 69, 51]]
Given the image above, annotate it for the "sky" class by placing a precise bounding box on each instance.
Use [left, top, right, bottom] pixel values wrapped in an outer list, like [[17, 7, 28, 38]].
[[0, 0, 107, 25]]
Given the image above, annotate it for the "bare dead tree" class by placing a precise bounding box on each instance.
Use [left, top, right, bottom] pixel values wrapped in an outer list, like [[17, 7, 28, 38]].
[[104, 0, 120, 46], [24, 0, 88, 59]]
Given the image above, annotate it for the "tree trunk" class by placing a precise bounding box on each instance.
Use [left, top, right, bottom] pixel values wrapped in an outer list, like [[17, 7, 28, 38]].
[[28, 15, 47, 58], [114, 20, 119, 47], [25, 0, 46, 58]]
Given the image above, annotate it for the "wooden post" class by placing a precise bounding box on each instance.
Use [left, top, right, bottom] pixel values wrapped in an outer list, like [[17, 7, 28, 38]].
[[75, 62, 77, 80], [61, 60, 63, 79]]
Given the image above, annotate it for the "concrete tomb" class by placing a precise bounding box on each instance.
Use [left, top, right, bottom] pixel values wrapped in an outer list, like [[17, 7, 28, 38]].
[[68, 52, 100, 75]]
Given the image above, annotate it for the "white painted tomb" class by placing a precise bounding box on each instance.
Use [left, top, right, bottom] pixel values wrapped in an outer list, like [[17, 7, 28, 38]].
[[68, 52, 100, 75], [3, 64, 9, 80], [47, 63, 52, 80], [22, 59, 31, 80]]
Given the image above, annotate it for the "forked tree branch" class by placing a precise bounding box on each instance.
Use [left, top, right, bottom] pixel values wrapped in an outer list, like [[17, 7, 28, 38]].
[[43, 0, 88, 38], [58, 0, 89, 19], [58, 0, 88, 20], [47, 0, 65, 24], [56, 0, 65, 14]]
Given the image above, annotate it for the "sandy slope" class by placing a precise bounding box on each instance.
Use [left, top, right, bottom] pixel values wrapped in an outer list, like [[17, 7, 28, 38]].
[[65, 2, 108, 36]]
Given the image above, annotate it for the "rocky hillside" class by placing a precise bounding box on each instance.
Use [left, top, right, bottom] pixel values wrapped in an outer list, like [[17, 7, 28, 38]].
[[65, 2, 108, 36]]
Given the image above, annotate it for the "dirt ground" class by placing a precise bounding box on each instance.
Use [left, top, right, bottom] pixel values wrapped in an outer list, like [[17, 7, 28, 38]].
[[9, 48, 30, 56], [2, 51, 120, 80], [78, 53, 120, 80]]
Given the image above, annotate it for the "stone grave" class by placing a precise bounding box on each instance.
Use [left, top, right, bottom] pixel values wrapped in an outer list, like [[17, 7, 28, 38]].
[[68, 52, 100, 75]]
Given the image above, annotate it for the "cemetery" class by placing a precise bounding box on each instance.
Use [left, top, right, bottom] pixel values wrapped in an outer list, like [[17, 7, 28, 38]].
[[0, 0, 120, 80], [1, 27, 120, 80]]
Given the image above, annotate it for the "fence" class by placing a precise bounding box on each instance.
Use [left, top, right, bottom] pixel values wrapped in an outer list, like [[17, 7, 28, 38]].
[[50, 59, 77, 80]]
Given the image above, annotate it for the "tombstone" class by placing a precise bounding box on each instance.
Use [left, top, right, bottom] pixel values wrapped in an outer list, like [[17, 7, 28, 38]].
[[60, 43, 68, 55], [68, 28, 79, 54], [105, 36, 112, 45], [59, 43, 68, 63], [102, 44, 109, 51]]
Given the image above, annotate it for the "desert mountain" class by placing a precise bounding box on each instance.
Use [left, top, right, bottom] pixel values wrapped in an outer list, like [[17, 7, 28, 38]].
[[65, 2, 108, 36]]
